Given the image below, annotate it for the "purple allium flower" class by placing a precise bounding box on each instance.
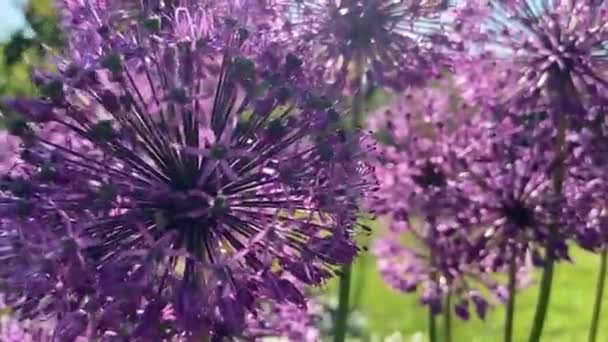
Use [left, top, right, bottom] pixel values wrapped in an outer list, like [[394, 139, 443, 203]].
[[284, 0, 453, 91], [365, 85, 487, 318], [366, 82, 471, 220], [367, 84, 568, 319], [568, 178, 608, 251], [57, 0, 246, 72], [0, 3, 373, 340], [372, 221, 531, 320], [246, 279, 321, 342], [454, 112, 593, 276], [564, 102, 608, 251], [452, 0, 608, 111]]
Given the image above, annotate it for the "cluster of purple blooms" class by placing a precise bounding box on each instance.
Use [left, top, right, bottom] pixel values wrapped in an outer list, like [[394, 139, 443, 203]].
[[0, 0, 374, 340], [369, 0, 608, 323], [1, 0, 608, 340]]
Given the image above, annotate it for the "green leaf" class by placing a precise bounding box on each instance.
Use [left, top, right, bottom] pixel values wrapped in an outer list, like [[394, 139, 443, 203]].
[[4, 33, 34, 66]]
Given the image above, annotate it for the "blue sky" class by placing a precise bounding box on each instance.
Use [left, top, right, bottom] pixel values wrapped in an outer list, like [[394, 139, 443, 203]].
[[0, 0, 28, 41]]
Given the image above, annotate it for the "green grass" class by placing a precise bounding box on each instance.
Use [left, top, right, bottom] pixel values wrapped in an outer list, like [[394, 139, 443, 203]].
[[321, 216, 608, 342], [326, 246, 608, 341]]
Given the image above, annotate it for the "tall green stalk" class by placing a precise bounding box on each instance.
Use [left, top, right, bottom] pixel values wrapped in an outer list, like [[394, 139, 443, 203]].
[[351, 61, 365, 129], [528, 69, 570, 342], [588, 247, 608, 342], [351, 255, 368, 309], [504, 251, 517, 342], [427, 221, 438, 342], [444, 293, 452, 342], [334, 264, 352, 342], [334, 57, 366, 342], [429, 305, 437, 342], [528, 253, 555, 342]]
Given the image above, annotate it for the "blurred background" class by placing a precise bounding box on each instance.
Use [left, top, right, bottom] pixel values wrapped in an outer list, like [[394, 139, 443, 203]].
[[0, 1, 606, 341]]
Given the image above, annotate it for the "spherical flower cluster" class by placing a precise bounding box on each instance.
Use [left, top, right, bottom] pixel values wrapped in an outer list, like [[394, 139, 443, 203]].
[[246, 279, 321, 342], [57, 0, 288, 72], [565, 102, 608, 251], [373, 218, 534, 320], [452, 0, 608, 112], [284, 0, 453, 92], [457, 112, 583, 264], [367, 83, 582, 317], [0, 2, 373, 340], [447, 0, 608, 261], [367, 82, 470, 221]]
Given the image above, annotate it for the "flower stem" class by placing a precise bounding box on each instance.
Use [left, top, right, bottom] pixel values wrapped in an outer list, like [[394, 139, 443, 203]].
[[427, 220, 439, 342], [589, 247, 608, 342], [504, 251, 517, 342], [334, 264, 352, 342], [352, 54, 366, 128], [351, 255, 367, 309], [334, 57, 366, 342], [528, 256, 555, 342], [528, 81, 568, 342], [429, 305, 437, 342], [444, 293, 452, 342]]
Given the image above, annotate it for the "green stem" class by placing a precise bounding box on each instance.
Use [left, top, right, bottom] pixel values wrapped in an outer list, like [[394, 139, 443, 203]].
[[589, 247, 608, 342], [351, 255, 367, 309], [352, 87, 364, 129], [334, 57, 366, 342], [334, 264, 352, 342], [528, 77, 568, 342], [351, 55, 366, 129], [428, 304, 437, 342], [504, 251, 517, 342], [528, 256, 555, 342], [444, 293, 452, 342], [427, 221, 438, 342]]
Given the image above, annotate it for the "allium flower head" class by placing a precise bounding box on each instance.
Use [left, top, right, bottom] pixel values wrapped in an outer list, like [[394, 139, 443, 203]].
[[367, 81, 472, 220], [367, 85, 566, 318], [373, 219, 533, 320], [246, 278, 321, 342], [452, 112, 578, 264], [286, 0, 453, 91], [565, 102, 608, 250], [453, 0, 608, 111], [367, 84, 507, 319], [0, 3, 373, 340], [58, 0, 286, 71], [568, 175, 608, 251]]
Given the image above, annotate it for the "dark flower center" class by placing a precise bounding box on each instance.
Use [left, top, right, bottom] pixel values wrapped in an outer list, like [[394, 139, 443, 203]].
[[153, 193, 228, 237], [210, 196, 230, 216], [535, 29, 578, 73], [412, 161, 446, 188], [501, 200, 534, 228], [334, 2, 396, 50]]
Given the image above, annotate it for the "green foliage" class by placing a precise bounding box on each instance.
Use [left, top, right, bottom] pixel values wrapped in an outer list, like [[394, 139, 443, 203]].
[[325, 223, 608, 341], [0, 0, 59, 97]]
